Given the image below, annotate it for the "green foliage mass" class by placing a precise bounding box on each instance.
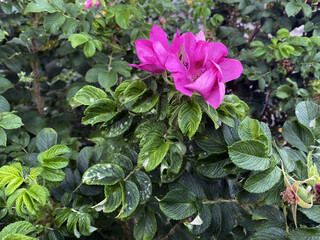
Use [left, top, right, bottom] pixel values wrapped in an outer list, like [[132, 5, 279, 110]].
[[0, 0, 319, 239]]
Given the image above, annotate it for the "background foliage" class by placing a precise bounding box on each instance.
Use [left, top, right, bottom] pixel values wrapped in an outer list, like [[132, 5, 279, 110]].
[[0, 0, 320, 239]]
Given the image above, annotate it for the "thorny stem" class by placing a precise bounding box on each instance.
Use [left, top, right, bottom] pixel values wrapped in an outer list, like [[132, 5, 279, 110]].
[[124, 166, 140, 181], [31, 13, 45, 116]]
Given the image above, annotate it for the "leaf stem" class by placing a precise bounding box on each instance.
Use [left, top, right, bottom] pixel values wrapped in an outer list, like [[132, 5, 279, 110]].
[[124, 166, 140, 181]]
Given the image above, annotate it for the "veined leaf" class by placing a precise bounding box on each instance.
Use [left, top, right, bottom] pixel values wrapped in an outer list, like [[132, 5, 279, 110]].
[[117, 181, 140, 219], [82, 163, 125, 186], [178, 101, 202, 139], [159, 188, 197, 220], [228, 140, 270, 171], [137, 136, 169, 172]]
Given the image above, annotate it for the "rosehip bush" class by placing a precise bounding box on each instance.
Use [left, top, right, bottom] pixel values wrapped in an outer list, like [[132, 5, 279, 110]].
[[0, 0, 320, 239]]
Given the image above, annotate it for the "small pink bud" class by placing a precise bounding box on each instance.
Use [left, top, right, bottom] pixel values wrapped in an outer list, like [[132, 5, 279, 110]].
[[110, 2, 114, 6]]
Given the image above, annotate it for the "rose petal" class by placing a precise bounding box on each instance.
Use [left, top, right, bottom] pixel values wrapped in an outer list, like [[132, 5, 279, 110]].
[[196, 30, 206, 42], [207, 42, 228, 63], [150, 25, 169, 51], [204, 80, 225, 109], [84, 0, 92, 9], [129, 63, 165, 73], [153, 41, 169, 66], [94, 0, 100, 7], [165, 54, 186, 73], [135, 39, 157, 64], [169, 30, 183, 55], [172, 73, 193, 97], [182, 32, 197, 66], [185, 67, 217, 97], [194, 41, 209, 69], [219, 58, 243, 83]]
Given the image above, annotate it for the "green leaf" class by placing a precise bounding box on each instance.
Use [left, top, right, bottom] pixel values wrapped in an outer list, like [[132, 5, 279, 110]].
[[0, 113, 23, 130], [300, 206, 320, 223], [238, 117, 267, 142], [178, 101, 202, 139], [3, 234, 37, 240], [196, 153, 229, 179], [295, 101, 320, 129], [84, 41, 96, 58], [0, 164, 24, 196], [228, 140, 270, 171], [100, 111, 133, 138], [111, 61, 131, 77], [285, 1, 302, 17], [282, 121, 314, 152], [50, 0, 66, 12], [132, 171, 152, 203], [102, 184, 122, 213], [122, 80, 147, 104], [82, 99, 117, 125], [0, 128, 6, 146], [36, 128, 58, 152], [131, 90, 159, 113], [277, 28, 290, 39], [41, 168, 65, 182], [138, 136, 170, 172], [196, 97, 219, 128], [288, 227, 320, 240], [185, 204, 211, 235], [24, 0, 57, 14], [301, 3, 312, 17], [117, 181, 140, 219], [27, 185, 48, 206], [0, 78, 13, 94], [159, 188, 197, 220], [244, 164, 281, 193], [83, 163, 125, 186], [0, 221, 37, 240], [276, 85, 293, 99], [62, 18, 78, 35], [106, 153, 133, 172], [43, 13, 66, 34], [72, 85, 107, 106], [68, 34, 89, 49], [98, 70, 118, 88], [134, 207, 157, 240], [115, 9, 130, 29], [0, 96, 10, 113], [251, 227, 287, 240], [196, 127, 227, 153], [38, 144, 71, 161]]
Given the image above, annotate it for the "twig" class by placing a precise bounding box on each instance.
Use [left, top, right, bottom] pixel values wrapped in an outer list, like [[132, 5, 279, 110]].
[[162, 220, 183, 240], [124, 166, 140, 181], [248, 23, 261, 43], [31, 13, 45, 116], [141, 73, 158, 81], [259, 90, 270, 119]]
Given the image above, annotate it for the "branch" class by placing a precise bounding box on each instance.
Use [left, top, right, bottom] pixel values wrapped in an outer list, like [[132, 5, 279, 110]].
[[31, 13, 45, 116], [259, 90, 270, 119], [248, 23, 261, 43]]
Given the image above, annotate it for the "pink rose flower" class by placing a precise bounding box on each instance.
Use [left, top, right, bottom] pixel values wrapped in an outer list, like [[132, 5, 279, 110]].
[[84, 0, 99, 9], [165, 30, 243, 108], [129, 25, 183, 74]]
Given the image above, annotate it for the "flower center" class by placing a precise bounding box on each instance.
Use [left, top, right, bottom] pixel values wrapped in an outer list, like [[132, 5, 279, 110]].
[[190, 69, 204, 82]]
